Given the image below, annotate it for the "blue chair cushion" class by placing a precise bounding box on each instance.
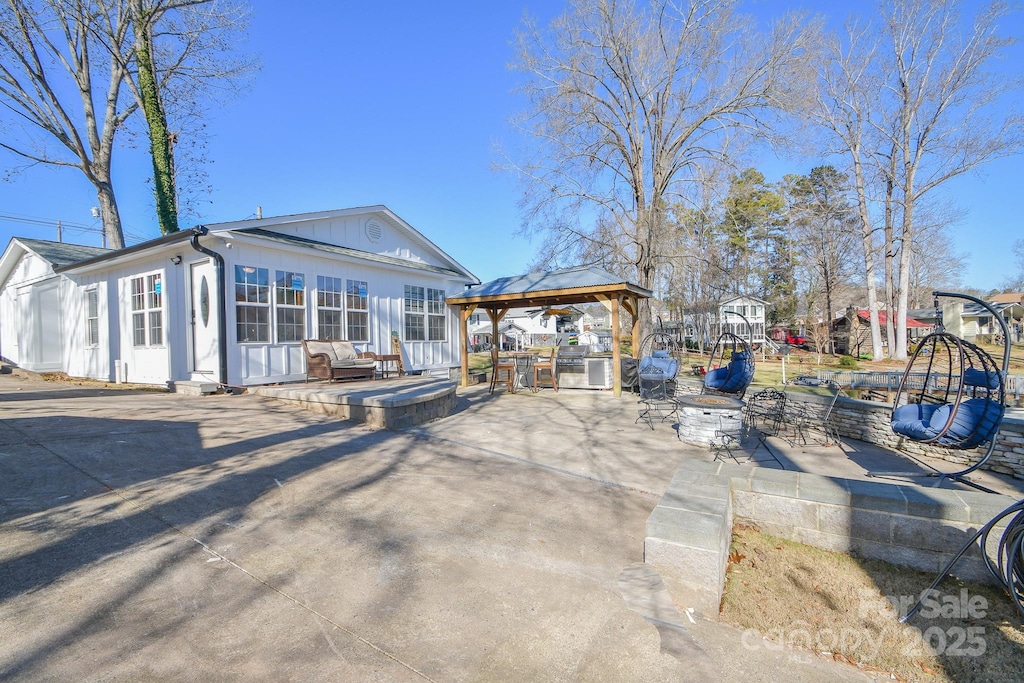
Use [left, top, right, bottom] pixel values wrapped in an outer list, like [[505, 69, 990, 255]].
[[963, 368, 1000, 390], [703, 356, 754, 394], [639, 356, 678, 380], [891, 399, 1003, 448], [891, 403, 941, 441]]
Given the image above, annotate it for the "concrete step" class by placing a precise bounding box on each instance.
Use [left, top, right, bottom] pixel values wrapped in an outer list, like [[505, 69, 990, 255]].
[[168, 380, 219, 396]]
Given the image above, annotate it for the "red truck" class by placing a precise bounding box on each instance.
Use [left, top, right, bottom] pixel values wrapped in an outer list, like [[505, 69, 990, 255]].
[[785, 332, 808, 347]]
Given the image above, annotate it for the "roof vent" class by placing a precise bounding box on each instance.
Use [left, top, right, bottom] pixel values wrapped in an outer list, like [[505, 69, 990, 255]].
[[365, 219, 383, 243]]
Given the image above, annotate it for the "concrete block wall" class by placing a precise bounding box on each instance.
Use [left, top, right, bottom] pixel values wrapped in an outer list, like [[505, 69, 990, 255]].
[[645, 460, 1016, 614], [782, 391, 1024, 480]]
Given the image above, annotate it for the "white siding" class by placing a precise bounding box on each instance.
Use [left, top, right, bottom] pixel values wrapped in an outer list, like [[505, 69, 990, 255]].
[[223, 240, 464, 385]]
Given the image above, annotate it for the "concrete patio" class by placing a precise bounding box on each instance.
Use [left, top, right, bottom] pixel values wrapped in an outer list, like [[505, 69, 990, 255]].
[[1, 374, 1020, 681]]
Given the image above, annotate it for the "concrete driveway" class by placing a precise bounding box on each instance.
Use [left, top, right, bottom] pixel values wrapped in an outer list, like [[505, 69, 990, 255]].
[[0, 375, 871, 681]]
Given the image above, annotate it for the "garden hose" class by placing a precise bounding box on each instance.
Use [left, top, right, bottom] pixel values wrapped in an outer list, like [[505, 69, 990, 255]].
[[900, 497, 1024, 623]]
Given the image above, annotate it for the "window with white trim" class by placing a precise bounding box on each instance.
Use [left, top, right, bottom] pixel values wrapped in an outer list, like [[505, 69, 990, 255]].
[[404, 285, 425, 341], [346, 279, 369, 342], [275, 270, 306, 342], [427, 288, 446, 341], [130, 274, 163, 346], [235, 265, 269, 343], [316, 275, 343, 340], [86, 289, 99, 347]]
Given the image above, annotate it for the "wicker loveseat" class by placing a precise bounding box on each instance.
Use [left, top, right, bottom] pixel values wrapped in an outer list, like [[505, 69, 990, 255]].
[[302, 340, 376, 382]]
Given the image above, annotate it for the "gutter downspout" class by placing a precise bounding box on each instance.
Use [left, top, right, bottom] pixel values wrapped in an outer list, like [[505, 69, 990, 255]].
[[189, 226, 228, 387]]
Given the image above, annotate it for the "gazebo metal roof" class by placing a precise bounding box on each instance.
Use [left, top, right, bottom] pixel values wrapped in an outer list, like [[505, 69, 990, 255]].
[[449, 265, 652, 308]]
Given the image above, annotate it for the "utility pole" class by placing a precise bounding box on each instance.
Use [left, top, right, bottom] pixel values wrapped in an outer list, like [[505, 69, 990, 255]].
[[56, 220, 62, 242]]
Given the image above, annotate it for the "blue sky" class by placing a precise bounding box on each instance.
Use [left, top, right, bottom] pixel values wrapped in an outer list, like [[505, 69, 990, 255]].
[[1, 0, 1021, 290]]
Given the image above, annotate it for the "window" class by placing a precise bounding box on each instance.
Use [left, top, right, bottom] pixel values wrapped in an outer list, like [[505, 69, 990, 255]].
[[427, 288, 446, 341], [86, 289, 99, 346], [346, 279, 369, 342], [235, 265, 269, 342], [130, 274, 163, 346], [404, 285, 425, 341], [275, 270, 306, 342], [317, 276, 344, 340], [147, 275, 163, 345]]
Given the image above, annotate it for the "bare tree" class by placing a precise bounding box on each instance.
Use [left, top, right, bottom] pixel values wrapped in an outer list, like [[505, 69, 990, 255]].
[[884, 0, 1023, 359], [784, 165, 860, 355], [510, 0, 818, 340], [122, 0, 253, 230], [0, 0, 252, 247], [0, 0, 135, 248], [818, 0, 1024, 362], [814, 17, 887, 360]]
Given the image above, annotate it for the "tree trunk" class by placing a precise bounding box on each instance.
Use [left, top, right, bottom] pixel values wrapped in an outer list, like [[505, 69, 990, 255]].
[[883, 150, 897, 354], [95, 178, 125, 250], [895, 199, 913, 360], [851, 153, 884, 360]]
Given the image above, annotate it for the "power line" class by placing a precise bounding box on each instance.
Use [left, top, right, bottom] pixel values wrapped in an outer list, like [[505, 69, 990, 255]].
[[0, 212, 154, 246]]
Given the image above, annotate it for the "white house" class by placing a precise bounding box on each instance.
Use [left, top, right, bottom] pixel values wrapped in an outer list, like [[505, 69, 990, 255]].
[[0, 206, 478, 386], [717, 295, 768, 345]]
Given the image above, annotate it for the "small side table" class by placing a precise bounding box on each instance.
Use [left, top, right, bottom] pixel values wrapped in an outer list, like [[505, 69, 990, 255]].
[[377, 354, 403, 378]]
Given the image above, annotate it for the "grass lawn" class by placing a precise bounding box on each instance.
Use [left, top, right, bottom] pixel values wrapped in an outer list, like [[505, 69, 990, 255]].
[[721, 524, 1024, 683]]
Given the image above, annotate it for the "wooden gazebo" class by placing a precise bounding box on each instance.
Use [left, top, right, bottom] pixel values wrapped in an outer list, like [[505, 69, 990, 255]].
[[447, 266, 652, 396]]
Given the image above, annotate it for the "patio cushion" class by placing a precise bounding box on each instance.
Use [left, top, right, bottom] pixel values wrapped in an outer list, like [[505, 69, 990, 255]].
[[963, 368, 1000, 389], [330, 358, 376, 369], [639, 356, 678, 380], [305, 341, 337, 360], [891, 403, 940, 441], [891, 399, 1003, 448], [331, 341, 358, 360], [931, 398, 1003, 448], [704, 354, 753, 394]]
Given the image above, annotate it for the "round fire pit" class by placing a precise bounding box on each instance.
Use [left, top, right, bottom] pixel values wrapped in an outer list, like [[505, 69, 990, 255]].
[[676, 395, 746, 447]]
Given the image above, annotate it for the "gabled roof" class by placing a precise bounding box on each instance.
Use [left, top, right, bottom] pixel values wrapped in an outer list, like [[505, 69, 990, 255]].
[[0, 237, 112, 287], [963, 301, 1023, 318], [720, 294, 770, 306], [50, 206, 477, 281], [205, 205, 477, 282], [990, 292, 1023, 305], [13, 238, 110, 267], [449, 266, 651, 307], [237, 228, 468, 278]]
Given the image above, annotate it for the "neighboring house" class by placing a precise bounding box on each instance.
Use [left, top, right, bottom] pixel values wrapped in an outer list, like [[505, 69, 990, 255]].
[[579, 308, 609, 330], [910, 300, 1024, 343], [487, 306, 582, 349], [0, 205, 478, 386], [717, 295, 768, 345], [990, 292, 1024, 307], [832, 307, 931, 356], [675, 296, 768, 348]]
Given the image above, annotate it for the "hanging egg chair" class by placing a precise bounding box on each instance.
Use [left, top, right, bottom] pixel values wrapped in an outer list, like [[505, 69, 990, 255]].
[[882, 291, 1010, 491], [702, 311, 755, 399], [890, 333, 1004, 449], [637, 325, 683, 399]]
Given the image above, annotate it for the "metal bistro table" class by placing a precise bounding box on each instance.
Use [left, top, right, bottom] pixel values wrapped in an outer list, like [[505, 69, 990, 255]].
[[508, 351, 536, 393]]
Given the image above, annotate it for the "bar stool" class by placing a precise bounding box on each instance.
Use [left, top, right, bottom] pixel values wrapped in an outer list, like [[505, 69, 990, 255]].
[[489, 355, 516, 394], [533, 348, 558, 392]]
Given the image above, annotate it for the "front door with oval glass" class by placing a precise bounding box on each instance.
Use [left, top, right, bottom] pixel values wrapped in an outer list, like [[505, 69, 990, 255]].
[[190, 260, 219, 378]]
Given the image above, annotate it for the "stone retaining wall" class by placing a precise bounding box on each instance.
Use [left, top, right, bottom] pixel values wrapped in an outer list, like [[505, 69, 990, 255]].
[[785, 391, 1024, 480], [644, 460, 1016, 615], [674, 378, 1024, 480]]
